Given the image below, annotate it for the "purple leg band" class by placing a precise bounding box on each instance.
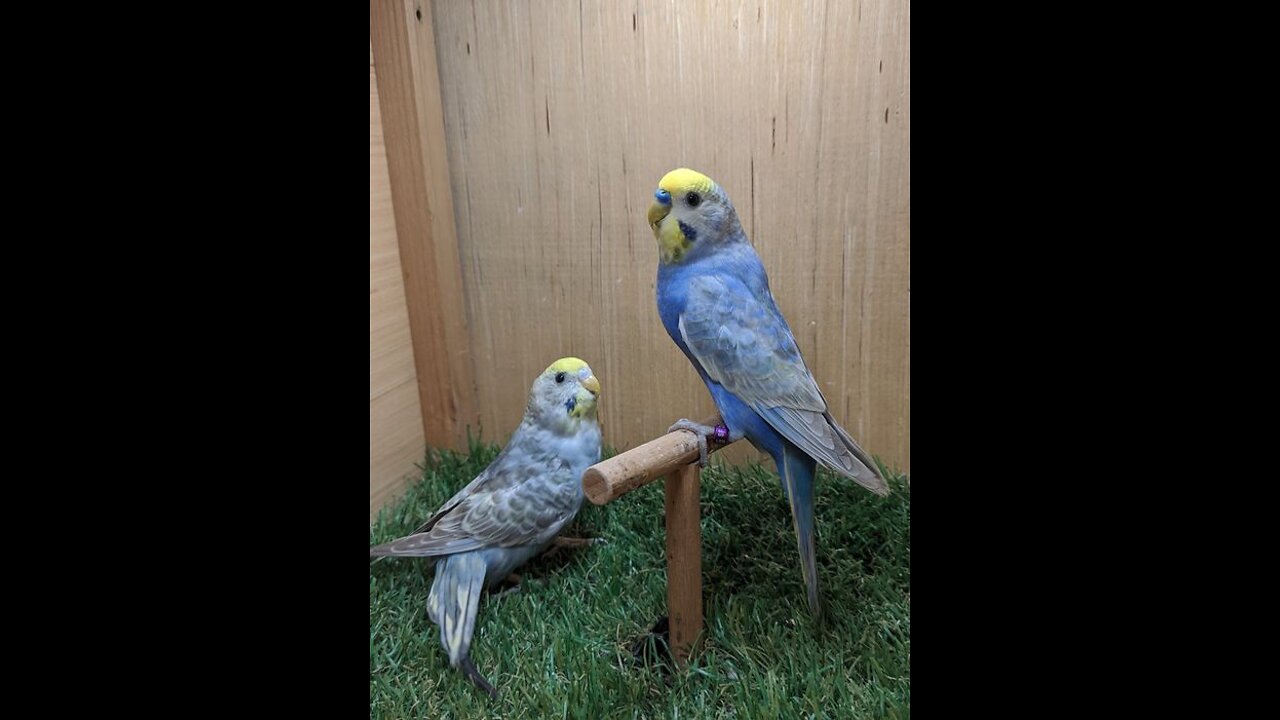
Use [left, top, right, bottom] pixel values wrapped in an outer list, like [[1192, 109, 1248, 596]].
[[713, 424, 729, 441]]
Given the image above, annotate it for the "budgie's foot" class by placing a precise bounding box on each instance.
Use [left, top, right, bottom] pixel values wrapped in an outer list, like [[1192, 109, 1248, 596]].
[[541, 535, 605, 561], [668, 419, 731, 467], [458, 655, 498, 699], [551, 536, 607, 549]]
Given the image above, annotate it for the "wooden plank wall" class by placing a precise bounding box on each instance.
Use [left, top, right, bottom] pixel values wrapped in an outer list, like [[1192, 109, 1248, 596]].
[[428, 0, 910, 472], [371, 2, 479, 456], [370, 40, 427, 518]]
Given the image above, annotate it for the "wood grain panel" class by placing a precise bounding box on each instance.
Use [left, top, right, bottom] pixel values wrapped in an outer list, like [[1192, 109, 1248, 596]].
[[371, 45, 426, 518], [430, 0, 909, 473]]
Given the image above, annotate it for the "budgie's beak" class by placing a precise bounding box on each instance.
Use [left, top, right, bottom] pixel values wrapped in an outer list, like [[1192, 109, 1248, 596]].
[[648, 187, 671, 228], [568, 373, 601, 418]]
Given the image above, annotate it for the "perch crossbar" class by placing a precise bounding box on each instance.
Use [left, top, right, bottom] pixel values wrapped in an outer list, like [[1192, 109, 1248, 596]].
[[581, 415, 732, 667]]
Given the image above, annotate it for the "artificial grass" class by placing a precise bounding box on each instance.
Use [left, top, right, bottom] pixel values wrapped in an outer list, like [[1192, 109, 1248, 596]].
[[369, 439, 910, 719]]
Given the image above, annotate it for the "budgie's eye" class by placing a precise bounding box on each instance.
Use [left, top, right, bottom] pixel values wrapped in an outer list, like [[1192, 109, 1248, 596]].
[[685, 192, 701, 208], [555, 372, 566, 383]]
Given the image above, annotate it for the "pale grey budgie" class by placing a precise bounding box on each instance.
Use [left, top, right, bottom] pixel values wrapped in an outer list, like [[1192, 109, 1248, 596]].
[[369, 357, 603, 697]]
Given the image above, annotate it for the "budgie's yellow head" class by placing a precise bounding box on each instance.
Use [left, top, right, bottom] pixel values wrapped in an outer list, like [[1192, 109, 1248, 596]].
[[528, 357, 601, 429], [647, 168, 742, 264]]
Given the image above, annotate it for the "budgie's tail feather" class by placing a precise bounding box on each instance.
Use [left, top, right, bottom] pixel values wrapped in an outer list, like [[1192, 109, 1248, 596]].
[[827, 413, 890, 497], [780, 443, 823, 619], [426, 569, 443, 624], [459, 656, 497, 698], [428, 552, 495, 697]]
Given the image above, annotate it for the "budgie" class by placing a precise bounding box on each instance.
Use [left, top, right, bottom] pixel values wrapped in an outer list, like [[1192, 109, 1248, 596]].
[[369, 358, 603, 697], [647, 168, 888, 618]]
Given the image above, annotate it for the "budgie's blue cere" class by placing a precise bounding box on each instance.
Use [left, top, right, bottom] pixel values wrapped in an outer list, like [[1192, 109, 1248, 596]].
[[648, 168, 888, 618]]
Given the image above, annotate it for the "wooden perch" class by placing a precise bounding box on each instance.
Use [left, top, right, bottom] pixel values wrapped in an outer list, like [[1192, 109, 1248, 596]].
[[581, 415, 734, 669], [583, 415, 728, 505]]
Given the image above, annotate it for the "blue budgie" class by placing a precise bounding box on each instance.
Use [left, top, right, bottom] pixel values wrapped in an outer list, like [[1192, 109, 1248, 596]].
[[647, 168, 888, 618]]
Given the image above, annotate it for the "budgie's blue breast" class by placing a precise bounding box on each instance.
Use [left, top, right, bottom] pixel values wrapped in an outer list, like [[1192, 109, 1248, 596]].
[[656, 260, 696, 361], [655, 249, 788, 459]]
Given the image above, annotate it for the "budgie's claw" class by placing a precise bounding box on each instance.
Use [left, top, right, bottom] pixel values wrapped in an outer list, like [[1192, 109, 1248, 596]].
[[542, 535, 605, 561], [668, 418, 715, 467]]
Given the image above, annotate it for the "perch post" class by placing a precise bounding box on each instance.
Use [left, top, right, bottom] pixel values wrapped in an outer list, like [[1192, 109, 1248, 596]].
[[664, 462, 702, 667], [582, 415, 732, 668]]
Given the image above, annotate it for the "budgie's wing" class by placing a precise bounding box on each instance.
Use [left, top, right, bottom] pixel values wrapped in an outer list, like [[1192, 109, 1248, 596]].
[[404, 445, 521, 538], [679, 273, 887, 495], [369, 456, 580, 557], [403, 467, 493, 537]]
